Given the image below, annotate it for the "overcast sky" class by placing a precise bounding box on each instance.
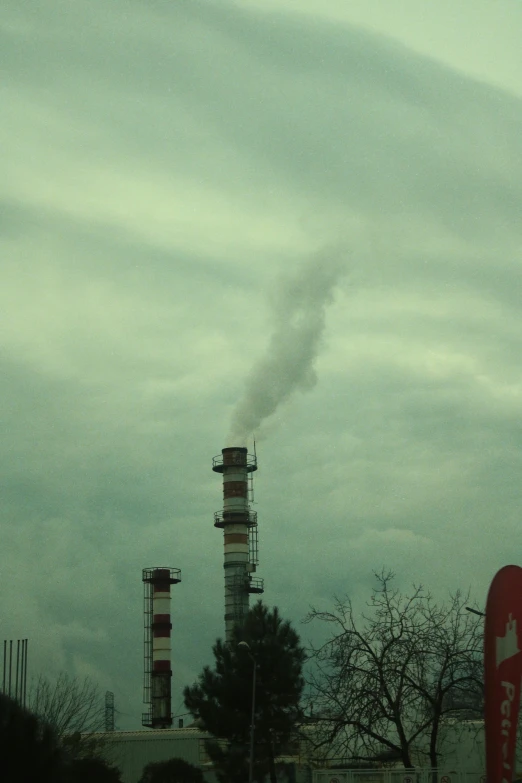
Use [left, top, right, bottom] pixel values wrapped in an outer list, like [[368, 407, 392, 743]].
[[2, 0, 522, 731]]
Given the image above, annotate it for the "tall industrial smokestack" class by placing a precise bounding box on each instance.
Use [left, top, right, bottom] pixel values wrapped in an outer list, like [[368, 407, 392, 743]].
[[213, 447, 263, 643], [142, 567, 181, 729]]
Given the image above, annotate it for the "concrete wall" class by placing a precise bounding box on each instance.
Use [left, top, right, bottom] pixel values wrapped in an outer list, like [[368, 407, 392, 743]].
[[93, 727, 217, 783], [91, 720, 490, 783], [93, 728, 310, 783]]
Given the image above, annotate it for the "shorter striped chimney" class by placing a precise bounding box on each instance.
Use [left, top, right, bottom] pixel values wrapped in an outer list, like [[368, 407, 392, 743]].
[[142, 567, 181, 729]]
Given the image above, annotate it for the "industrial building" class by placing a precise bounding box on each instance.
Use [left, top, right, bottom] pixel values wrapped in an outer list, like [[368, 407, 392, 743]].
[[93, 725, 215, 783], [92, 723, 313, 783], [104, 447, 485, 783], [113, 445, 269, 779], [90, 718, 487, 783]]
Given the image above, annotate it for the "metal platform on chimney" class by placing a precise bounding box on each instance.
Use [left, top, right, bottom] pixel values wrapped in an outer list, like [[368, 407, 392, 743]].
[[248, 577, 264, 594]]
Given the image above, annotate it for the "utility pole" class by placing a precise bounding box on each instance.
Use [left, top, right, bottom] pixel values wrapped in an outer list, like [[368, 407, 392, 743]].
[[238, 641, 257, 783]]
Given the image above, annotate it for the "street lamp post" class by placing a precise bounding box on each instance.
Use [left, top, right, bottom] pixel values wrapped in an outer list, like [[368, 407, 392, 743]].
[[238, 641, 256, 783]]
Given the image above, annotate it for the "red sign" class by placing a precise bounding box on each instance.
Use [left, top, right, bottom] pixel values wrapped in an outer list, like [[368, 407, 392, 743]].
[[485, 565, 522, 783]]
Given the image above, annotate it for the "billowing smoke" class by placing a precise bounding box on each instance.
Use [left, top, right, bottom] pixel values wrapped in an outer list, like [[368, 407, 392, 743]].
[[228, 248, 346, 445]]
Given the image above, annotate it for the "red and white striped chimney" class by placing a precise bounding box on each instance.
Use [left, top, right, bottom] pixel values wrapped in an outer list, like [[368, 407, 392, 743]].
[[142, 567, 181, 729], [213, 447, 264, 643]]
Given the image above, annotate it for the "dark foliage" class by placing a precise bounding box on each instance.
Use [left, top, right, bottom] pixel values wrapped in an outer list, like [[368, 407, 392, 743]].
[[184, 601, 306, 783], [64, 756, 123, 782], [138, 756, 205, 783], [0, 691, 64, 782]]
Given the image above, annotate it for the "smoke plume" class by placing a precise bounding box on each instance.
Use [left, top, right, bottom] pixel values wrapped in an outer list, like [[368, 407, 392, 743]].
[[228, 248, 346, 445]]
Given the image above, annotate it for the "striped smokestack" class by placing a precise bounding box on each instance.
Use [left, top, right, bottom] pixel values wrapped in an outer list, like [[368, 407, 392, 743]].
[[142, 567, 181, 729], [213, 447, 263, 643]]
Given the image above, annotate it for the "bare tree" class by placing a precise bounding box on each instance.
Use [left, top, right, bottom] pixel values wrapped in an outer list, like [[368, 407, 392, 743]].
[[304, 570, 483, 770], [28, 672, 106, 758]]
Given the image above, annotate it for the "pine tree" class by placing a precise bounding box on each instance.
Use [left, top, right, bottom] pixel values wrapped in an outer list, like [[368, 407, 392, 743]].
[[184, 601, 306, 783]]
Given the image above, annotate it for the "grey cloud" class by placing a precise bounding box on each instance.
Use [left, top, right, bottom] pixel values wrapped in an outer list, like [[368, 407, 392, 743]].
[[161, 3, 522, 240], [4, 0, 521, 247], [0, 195, 256, 295]]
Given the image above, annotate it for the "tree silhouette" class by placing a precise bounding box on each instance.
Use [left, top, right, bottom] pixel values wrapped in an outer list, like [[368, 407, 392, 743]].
[[305, 570, 483, 769], [138, 757, 205, 783], [0, 691, 63, 782], [184, 601, 306, 783], [64, 756, 122, 782]]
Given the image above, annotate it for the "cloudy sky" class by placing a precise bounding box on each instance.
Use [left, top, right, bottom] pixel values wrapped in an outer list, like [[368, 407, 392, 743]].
[[2, 0, 522, 730]]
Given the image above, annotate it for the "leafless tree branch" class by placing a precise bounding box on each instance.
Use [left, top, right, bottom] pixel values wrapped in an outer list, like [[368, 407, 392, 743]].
[[304, 572, 483, 769], [28, 672, 106, 759]]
